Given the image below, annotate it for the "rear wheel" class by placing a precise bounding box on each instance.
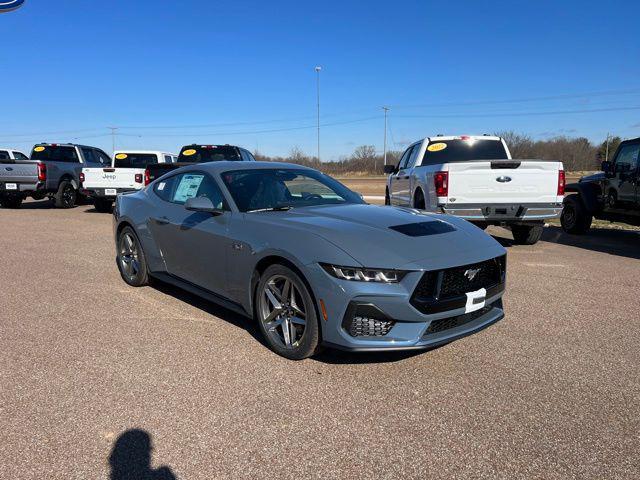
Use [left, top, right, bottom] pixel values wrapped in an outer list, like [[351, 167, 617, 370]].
[[255, 264, 320, 360], [0, 196, 23, 208], [561, 195, 592, 234], [116, 226, 149, 287], [413, 189, 426, 210], [511, 224, 544, 245], [54, 180, 77, 208], [94, 198, 113, 213]]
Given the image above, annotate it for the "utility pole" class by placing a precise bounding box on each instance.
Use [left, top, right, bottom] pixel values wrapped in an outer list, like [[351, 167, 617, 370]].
[[108, 126, 118, 154], [605, 132, 610, 162], [382, 106, 390, 168], [315, 66, 322, 162]]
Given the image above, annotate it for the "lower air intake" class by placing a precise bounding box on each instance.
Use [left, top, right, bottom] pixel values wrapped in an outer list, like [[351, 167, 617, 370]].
[[342, 303, 395, 337]]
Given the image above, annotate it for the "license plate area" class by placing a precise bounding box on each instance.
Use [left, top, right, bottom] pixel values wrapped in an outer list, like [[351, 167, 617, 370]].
[[4, 183, 18, 190], [105, 188, 117, 196]]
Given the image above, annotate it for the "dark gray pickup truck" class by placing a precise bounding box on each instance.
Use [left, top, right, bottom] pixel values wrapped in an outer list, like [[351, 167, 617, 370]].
[[0, 143, 110, 208]]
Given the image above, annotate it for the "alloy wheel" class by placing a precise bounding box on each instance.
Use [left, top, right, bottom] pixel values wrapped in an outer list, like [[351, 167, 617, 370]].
[[63, 185, 75, 207], [259, 274, 307, 349], [119, 232, 140, 281]]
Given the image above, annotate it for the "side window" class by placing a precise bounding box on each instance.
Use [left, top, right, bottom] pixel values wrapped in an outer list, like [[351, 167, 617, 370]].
[[81, 148, 96, 164], [164, 155, 173, 164], [240, 149, 256, 161], [95, 150, 112, 166], [398, 146, 414, 170], [13, 151, 29, 160], [614, 144, 639, 174], [173, 156, 178, 163], [0, 150, 10, 160], [407, 144, 421, 168], [153, 174, 179, 202], [169, 173, 226, 208]]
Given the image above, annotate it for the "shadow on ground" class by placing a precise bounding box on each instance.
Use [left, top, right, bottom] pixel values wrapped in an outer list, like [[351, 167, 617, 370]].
[[109, 429, 176, 480], [151, 278, 428, 364]]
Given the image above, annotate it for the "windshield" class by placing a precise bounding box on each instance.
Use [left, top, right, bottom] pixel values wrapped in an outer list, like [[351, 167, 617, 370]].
[[114, 153, 158, 168], [422, 139, 508, 164], [178, 145, 241, 163], [221, 168, 364, 212], [30, 145, 79, 163]]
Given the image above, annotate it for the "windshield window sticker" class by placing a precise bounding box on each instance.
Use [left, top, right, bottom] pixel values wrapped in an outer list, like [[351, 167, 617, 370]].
[[115, 153, 128, 159], [34, 146, 46, 152], [157, 182, 166, 191], [173, 174, 204, 203], [182, 149, 197, 156]]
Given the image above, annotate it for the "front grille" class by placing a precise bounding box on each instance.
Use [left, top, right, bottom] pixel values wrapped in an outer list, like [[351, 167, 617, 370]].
[[440, 257, 503, 299], [424, 305, 492, 335], [410, 255, 506, 314]]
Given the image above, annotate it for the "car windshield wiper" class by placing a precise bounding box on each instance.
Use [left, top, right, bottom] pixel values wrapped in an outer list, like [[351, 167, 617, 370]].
[[246, 205, 294, 213]]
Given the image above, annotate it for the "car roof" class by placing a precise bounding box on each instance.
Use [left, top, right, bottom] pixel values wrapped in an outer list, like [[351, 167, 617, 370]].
[[114, 150, 176, 155], [425, 135, 502, 142], [185, 161, 315, 174]]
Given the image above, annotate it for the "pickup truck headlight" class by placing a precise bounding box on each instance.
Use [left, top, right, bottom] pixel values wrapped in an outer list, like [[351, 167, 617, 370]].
[[320, 263, 407, 283]]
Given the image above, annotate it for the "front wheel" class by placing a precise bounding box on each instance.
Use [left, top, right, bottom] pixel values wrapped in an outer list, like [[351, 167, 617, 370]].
[[54, 180, 77, 208], [511, 224, 544, 245], [116, 226, 149, 287], [255, 264, 320, 360]]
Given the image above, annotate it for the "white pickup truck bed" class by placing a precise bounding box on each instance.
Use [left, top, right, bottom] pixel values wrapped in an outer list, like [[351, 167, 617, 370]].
[[81, 150, 177, 212], [385, 135, 565, 244]]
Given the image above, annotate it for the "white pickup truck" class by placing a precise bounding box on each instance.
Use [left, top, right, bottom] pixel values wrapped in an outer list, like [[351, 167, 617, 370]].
[[81, 150, 177, 212], [384, 135, 565, 245]]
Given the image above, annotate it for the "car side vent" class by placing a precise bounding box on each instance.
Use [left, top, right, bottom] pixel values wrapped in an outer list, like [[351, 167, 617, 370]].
[[491, 161, 521, 169], [389, 221, 456, 237]]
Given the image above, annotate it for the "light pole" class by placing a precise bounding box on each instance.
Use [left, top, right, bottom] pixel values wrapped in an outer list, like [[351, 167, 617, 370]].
[[382, 106, 389, 168], [108, 126, 118, 154], [315, 66, 322, 162]]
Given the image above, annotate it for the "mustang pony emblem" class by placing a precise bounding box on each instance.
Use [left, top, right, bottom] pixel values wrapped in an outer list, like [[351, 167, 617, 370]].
[[464, 268, 481, 281]]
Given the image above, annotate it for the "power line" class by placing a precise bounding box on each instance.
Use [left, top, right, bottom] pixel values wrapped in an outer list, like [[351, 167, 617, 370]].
[[394, 105, 640, 119]]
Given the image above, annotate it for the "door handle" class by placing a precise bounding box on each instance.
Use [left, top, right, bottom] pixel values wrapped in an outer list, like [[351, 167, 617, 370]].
[[153, 216, 170, 225]]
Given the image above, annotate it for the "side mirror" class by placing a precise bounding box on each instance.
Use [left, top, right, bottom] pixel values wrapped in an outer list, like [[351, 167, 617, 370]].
[[185, 196, 224, 215], [383, 164, 397, 174]]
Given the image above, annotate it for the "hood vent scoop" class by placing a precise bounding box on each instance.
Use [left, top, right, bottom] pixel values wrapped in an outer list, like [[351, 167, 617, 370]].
[[389, 221, 456, 237]]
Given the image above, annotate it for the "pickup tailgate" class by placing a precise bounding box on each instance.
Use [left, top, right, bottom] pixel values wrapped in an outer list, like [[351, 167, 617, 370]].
[[445, 160, 562, 204], [82, 167, 144, 190], [0, 161, 39, 184]]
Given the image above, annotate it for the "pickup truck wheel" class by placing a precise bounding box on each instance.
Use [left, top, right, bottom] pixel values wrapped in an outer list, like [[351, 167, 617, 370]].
[[413, 189, 426, 210], [255, 264, 320, 360], [54, 180, 77, 208], [561, 195, 592, 234], [117, 227, 149, 287], [0, 196, 23, 209], [511, 224, 544, 245], [94, 198, 113, 213]]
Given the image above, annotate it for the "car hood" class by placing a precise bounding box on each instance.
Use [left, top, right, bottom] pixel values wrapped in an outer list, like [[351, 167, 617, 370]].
[[250, 204, 505, 270]]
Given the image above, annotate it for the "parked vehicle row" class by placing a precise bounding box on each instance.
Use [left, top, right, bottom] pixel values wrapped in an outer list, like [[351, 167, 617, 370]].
[[384, 135, 565, 245]]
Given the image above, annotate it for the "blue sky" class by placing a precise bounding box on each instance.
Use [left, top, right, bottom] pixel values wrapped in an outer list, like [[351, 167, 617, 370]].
[[1, 0, 639, 159]]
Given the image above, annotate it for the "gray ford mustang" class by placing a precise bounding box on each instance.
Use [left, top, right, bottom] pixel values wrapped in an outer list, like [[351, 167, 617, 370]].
[[113, 161, 507, 359]]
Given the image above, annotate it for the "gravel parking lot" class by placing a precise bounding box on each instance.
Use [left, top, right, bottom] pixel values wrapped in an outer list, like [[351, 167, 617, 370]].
[[1, 200, 639, 479]]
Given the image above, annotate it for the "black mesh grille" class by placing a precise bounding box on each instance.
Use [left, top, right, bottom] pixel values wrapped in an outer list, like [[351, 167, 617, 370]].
[[410, 255, 506, 314], [424, 306, 492, 335], [348, 317, 395, 337], [440, 257, 503, 299]]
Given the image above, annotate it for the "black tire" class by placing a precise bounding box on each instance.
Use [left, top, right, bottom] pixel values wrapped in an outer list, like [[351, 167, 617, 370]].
[[472, 221, 489, 230], [511, 224, 544, 245], [116, 226, 149, 287], [384, 188, 390, 206], [254, 264, 320, 360], [413, 189, 426, 210], [94, 198, 113, 213], [54, 180, 77, 208], [0, 196, 23, 208], [606, 190, 617, 209], [560, 195, 592, 234]]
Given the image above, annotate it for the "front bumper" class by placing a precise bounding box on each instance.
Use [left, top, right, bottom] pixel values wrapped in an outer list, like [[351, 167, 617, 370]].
[[440, 202, 562, 221], [306, 260, 506, 352]]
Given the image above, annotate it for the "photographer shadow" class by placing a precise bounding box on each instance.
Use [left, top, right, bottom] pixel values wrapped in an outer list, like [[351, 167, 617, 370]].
[[109, 429, 176, 480]]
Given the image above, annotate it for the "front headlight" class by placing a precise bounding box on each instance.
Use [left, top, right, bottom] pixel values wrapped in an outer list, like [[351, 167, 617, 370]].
[[320, 263, 408, 283]]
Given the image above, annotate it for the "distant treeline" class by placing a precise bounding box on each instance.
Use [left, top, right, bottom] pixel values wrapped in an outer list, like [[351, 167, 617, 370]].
[[253, 131, 622, 175]]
